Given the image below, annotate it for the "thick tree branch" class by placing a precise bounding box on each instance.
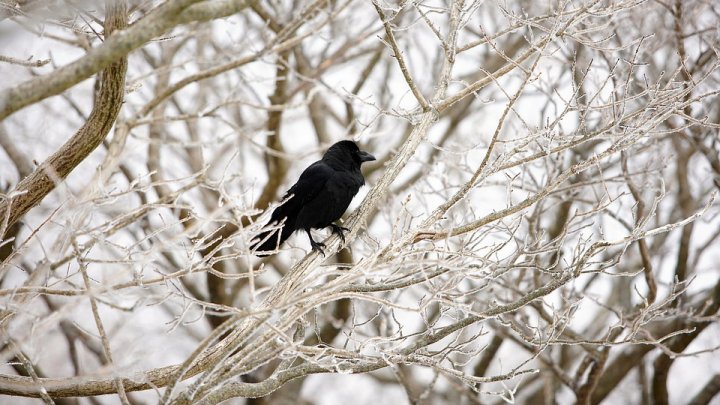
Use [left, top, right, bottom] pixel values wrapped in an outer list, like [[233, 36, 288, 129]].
[[0, 0, 129, 236], [0, 0, 258, 122]]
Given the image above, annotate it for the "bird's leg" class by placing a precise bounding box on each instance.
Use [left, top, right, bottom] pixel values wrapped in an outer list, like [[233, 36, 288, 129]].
[[305, 229, 326, 256], [329, 224, 350, 244]]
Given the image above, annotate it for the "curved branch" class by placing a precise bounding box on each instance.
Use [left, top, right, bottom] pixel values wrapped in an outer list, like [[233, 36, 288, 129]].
[[0, 1, 129, 236], [0, 0, 258, 121]]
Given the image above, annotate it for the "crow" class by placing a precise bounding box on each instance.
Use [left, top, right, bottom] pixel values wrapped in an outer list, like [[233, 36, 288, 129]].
[[251, 140, 376, 256]]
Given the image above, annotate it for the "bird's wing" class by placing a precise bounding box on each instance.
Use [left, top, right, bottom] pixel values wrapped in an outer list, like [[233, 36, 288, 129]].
[[268, 160, 334, 224]]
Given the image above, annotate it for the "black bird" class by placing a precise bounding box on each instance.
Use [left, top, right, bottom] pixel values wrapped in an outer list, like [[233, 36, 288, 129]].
[[251, 140, 376, 256]]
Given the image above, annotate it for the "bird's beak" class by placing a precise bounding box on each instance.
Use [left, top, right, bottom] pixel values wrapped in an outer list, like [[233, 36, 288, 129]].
[[358, 150, 376, 163]]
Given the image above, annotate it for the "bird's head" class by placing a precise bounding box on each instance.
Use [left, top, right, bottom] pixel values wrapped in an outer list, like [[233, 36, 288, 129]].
[[324, 140, 376, 169]]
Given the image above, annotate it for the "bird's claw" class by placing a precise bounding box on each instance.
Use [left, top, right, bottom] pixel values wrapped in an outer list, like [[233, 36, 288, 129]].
[[330, 224, 350, 244], [310, 241, 326, 256]]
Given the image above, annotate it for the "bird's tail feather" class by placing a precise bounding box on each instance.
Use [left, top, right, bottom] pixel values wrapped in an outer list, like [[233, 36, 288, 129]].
[[250, 222, 295, 256]]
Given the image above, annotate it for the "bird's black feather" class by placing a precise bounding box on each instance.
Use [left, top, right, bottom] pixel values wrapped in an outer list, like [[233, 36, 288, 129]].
[[251, 140, 375, 255]]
